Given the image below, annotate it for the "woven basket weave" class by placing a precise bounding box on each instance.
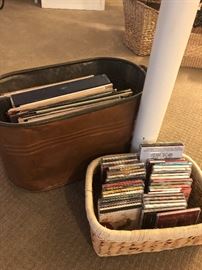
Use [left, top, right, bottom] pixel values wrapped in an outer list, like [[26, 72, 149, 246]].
[[85, 154, 202, 257], [123, 0, 202, 68], [181, 27, 202, 68], [123, 0, 159, 56]]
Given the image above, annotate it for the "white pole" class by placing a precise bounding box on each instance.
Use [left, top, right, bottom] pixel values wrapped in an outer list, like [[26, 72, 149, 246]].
[[131, 0, 200, 151]]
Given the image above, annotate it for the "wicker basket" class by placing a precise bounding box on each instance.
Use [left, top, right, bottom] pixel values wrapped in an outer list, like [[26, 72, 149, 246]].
[[85, 154, 202, 257], [123, 0, 159, 56], [123, 0, 202, 68], [181, 27, 202, 68]]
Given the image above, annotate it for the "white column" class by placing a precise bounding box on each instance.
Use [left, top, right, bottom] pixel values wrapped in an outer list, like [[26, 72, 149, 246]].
[[131, 0, 200, 151]]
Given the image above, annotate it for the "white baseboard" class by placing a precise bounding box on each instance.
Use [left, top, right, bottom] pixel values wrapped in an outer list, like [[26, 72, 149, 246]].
[[41, 0, 105, 10]]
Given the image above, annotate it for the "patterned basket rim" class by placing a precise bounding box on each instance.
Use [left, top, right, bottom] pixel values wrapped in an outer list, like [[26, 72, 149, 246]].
[[136, 0, 160, 14], [85, 153, 202, 243]]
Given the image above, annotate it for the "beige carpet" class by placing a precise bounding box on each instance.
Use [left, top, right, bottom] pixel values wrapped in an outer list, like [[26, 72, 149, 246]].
[[0, 1, 202, 270]]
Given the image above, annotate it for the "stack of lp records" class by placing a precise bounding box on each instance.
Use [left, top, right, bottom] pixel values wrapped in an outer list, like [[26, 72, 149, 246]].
[[3, 74, 133, 124]]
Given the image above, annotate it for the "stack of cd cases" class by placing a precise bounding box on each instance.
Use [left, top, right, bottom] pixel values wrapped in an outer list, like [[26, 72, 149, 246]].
[[148, 158, 193, 200], [98, 153, 146, 230], [141, 157, 197, 229], [97, 143, 201, 230]]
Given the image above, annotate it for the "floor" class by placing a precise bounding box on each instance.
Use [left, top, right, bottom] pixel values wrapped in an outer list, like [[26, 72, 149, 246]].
[[0, 1, 202, 270]]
